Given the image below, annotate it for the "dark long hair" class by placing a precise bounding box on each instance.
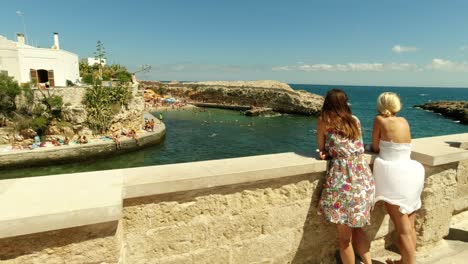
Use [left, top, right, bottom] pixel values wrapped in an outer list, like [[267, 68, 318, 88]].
[[320, 89, 360, 140]]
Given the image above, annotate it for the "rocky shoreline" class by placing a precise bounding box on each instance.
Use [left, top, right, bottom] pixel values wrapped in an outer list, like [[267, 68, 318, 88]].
[[140, 80, 324, 116], [415, 101, 468, 124]]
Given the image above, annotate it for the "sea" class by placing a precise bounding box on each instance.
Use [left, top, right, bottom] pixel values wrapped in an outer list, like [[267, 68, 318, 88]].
[[1, 84, 467, 179]]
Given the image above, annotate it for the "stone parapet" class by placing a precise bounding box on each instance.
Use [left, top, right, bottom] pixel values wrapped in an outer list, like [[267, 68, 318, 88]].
[[0, 133, 466, 263]]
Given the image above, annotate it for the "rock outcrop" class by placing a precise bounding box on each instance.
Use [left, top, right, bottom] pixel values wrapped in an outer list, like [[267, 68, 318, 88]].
[[109, 94, 145, 133], [141, 80, 324, 116], [244, 107, 279, 117], [185, 80, 294, 91], [415, 101, 468, 124]]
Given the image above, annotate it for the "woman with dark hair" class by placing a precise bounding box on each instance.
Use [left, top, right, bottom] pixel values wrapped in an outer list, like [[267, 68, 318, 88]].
[[317, 89, 375, 264]]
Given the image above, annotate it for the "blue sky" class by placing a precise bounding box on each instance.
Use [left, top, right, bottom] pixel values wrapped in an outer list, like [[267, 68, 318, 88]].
[[1, 0, 468, 87]]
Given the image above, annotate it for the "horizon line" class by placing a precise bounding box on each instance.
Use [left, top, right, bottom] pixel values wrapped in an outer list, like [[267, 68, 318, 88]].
[[137, 79, 468, 89]]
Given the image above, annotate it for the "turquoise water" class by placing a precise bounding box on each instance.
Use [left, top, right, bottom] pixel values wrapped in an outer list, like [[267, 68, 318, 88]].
[[1, 85, 467, 179]]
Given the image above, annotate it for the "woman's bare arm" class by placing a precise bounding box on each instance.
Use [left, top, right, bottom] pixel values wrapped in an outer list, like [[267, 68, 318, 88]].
[[372, 116, 381, 153], [316, 118, 327, 159]]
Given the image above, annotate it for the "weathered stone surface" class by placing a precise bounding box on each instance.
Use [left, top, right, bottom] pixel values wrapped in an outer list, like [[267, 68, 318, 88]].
[[0, 221, 120, 264], [60, 126, 74, 136], [111, 95, 145, 132], [122, 173, 338, 263], [62, 104, 87, 124], [19, 128, 37, 139], [244, 107, 278, 117], [415, 101, 468, 124], [186, 80, 294, 91], [417, 163, 458, 245], [45, 125, 61, 135], [140, 81, 324, 116], [455, 160, 468, 213], [0, 127, 13, 144]]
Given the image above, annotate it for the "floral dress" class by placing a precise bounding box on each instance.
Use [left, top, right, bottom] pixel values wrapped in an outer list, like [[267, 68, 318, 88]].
[[318, 117, 375, 227]]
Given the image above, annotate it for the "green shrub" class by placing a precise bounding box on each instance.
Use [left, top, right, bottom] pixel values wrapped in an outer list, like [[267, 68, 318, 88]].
[[31, 116, 48, 134], [21, 82, 34, 106], [55, 120, 72, 129], [115, 71, 132, 82], [83, 84, 132, 134], [82, 74, 94, 85], [0, 73, 21, 114], [12, 114, 32, 131]]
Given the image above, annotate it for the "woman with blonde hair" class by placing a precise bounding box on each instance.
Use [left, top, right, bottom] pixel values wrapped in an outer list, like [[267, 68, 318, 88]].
[[372, 92, 424, 264], [317, 89, 375, 264]]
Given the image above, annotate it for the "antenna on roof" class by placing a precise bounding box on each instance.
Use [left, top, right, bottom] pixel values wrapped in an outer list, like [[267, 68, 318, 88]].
[[16, 10, 28, 45]]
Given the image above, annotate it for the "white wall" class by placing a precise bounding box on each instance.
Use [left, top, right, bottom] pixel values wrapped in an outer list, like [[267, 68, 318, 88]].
[[18, 48, 79, 86], [0, 35, 79, 86], [0, 36, 20, 82]]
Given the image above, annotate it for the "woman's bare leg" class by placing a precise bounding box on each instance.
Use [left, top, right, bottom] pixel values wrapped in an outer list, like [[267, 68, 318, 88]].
[[385, 203, 416, 264], [408, 212, 417, 250], [352, 228, 372, 264], [337, 224, 355, 264]]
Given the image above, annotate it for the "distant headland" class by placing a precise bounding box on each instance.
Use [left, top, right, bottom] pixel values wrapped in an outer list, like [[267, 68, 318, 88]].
[[415, 101, 468, 124], [140, 80, 324, 116]]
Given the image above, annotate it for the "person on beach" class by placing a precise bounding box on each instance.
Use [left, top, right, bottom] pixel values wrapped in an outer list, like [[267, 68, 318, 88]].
[[53, 138, 61, 146], [130, 128, 139, 145], [372, 92, 424, 264], [317, 89, 375, 264], [109, 132, 122, 150]]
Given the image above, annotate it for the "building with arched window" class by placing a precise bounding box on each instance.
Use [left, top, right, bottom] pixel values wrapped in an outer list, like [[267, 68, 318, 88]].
[[0, 33, 79, 87]]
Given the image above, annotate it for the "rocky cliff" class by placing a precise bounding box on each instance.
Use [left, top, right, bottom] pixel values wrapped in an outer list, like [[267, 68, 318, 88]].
[[415, 101, 468, 124], [141, 80, 324, 116], [0, 86, 146, 145]]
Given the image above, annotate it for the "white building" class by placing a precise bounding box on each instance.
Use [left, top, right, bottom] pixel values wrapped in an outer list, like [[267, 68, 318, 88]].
[[0, 33, 79, 87]]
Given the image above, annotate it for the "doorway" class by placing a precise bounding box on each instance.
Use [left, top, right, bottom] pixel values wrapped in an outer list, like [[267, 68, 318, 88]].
[[37, 69, 48, 84]]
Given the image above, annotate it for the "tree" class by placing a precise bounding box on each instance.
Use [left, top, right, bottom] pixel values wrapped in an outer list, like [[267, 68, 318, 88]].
[[0, 72, 21, 114], [94, 40, 106, 81], [83, 84, 131, 134], [102, 63, 132, 82]]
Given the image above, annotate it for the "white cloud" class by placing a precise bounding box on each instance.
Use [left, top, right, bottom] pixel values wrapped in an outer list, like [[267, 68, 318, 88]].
[[272, 66, 293, 71], [392, 45, 419, 54], [460, 45, 468, 51], [155, 64, 242, 72], [272, 62, 420, 72], [426, 58, 468, 72]]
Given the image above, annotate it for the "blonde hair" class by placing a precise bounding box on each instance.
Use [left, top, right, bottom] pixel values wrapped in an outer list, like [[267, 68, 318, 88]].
[[377, 92, 401, 117]]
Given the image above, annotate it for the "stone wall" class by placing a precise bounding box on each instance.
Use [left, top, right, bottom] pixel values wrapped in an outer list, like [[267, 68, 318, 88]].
[[455, 160, 468, 213], [0, 222, 121, 264], [122, 173, 336, 264], [0, 134, 466, 263], [417, 163, 459, 245], [14, 87, 88, 106]]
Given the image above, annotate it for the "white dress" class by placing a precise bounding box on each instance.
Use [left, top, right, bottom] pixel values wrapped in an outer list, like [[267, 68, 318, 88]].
[[373, 140, 425, 214]]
